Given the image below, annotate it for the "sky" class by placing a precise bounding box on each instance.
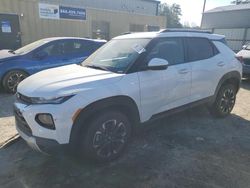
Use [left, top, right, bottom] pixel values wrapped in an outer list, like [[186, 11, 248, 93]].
[[160, 0, 233, 26]]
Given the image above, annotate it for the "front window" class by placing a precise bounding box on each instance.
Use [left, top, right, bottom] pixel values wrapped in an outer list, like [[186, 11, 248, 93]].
[[14, 39, 50, 55], [246, 44, 250, 50], [82, 38, 151, 73]]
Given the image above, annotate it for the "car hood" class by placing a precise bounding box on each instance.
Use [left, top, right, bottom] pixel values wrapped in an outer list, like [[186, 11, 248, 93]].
[[0, 49, 20, 62], [237, 49, 250, 59], [18, 64, 123, 98]]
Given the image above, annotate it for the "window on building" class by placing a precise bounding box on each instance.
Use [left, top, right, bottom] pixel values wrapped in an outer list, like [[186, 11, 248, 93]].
[[129, 24, 144, 32], [92, 21, 110, 40], [147, 25, 160, 32]]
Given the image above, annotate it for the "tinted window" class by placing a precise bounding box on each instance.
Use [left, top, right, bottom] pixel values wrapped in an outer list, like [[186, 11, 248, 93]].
[[63, 41, 81, 54], [38, 42, 64, 57], [146, 38, 184, 65], [186, 38, 214, 61], [63, 40, 100, 54], [79, 41, 99, 53]]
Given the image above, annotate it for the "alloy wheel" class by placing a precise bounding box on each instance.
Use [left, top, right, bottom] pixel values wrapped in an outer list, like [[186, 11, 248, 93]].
[[7, 72, 26, 93], [219, 88, 235, 114], [92, 119, 127, 158]]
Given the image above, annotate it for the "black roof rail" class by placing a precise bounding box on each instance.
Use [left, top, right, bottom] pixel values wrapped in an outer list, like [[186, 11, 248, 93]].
[[160, 29, 212, 34], [120, 32, 133, 35]]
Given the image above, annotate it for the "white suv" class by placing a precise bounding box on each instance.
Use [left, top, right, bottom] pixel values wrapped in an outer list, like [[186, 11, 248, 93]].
[[14, 29, 242, 162]]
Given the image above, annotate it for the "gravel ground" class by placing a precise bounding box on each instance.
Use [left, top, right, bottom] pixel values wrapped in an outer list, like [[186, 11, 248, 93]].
[[0, 92, 16, 146], [0, 80, 250, 188]]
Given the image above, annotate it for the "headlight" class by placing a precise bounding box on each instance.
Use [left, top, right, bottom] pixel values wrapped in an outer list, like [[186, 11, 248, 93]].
[[30, 95, 74, 104]]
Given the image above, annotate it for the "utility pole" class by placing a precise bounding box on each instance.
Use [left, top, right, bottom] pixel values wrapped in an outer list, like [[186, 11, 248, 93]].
[[200, 0, 207, 28], [202, 0, 207, 13]]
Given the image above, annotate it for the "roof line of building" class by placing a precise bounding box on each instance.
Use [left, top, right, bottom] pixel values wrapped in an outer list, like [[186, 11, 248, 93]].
[[205, 4, 250, 13]]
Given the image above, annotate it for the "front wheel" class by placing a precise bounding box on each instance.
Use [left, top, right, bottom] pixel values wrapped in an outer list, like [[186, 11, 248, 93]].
[[81, 111, 132, 162], [2, 70, 28, 93], [209, 84, 237, 118]]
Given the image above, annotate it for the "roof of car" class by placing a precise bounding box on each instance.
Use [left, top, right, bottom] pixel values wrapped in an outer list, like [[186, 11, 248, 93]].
[[41, 37, 106, 43], [114, 29, 225, 40]]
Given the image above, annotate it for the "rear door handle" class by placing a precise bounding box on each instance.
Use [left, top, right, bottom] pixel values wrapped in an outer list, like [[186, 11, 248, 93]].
[[178, 69, 189, 74], [217, 61, 225, 67]]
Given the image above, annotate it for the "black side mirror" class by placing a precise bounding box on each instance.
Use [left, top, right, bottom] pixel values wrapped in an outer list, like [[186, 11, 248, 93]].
[[34, 51, 48, 60]]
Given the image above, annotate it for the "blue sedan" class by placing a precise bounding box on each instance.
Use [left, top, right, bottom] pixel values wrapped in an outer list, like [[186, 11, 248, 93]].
[[0, 37, 106, 93]]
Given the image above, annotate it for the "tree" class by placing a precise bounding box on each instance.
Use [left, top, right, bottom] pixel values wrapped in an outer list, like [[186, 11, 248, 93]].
[[159, 3, 182, 28]]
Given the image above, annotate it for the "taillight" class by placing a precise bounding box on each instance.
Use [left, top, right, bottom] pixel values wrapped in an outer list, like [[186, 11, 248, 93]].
[[236, 56, 244, 64]]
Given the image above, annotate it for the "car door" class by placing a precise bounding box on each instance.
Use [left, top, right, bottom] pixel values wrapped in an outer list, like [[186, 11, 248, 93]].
[[138, 37, 192, 121], [185, 37, 223, 101], [59, 40, 87, 65]]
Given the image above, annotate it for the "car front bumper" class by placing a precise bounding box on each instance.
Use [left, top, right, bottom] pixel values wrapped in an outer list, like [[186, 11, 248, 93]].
[[16, 120, 67, 154], [14, 101, 71, 154], [16, 126, 43, 152]]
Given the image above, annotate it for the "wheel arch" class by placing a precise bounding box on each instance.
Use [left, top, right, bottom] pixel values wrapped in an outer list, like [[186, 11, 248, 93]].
[[1, 68, 30, 83], [69, 95, 140, 148], [213, 71, 241, 102]]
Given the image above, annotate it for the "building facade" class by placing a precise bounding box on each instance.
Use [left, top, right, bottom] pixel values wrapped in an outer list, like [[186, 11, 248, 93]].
[[201, 4, 250, 52], [0, 0, 166, 49]]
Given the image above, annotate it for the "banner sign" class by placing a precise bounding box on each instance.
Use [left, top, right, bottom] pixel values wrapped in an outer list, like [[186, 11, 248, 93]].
[[39, 3, 86, 21], [39, 3, 59, 20], [59, 6, 86, 20]]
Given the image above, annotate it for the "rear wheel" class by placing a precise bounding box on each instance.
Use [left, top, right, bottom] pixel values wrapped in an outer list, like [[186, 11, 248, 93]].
[[2, 70, 28, 93], [209, 84, 236, 118], [80, 111, 132, 162]]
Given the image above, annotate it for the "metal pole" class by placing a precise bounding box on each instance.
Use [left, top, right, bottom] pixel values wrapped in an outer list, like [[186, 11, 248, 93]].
[[200, 0, 207, 28], [202, 0, 207, 13]]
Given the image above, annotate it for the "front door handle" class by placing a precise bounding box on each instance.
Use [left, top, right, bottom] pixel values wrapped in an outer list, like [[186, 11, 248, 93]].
[[217, 61, 225, 67], [178, 69, 189, 74]]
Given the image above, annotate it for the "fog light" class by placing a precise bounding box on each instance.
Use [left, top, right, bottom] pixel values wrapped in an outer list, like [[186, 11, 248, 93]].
[[35, 114, 55, 130]]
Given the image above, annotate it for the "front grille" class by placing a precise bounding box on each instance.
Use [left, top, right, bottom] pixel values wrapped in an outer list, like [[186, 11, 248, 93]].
[[243, 58, 250, 66], [14, 107, 32, 136], [16, 93, 32, 105]]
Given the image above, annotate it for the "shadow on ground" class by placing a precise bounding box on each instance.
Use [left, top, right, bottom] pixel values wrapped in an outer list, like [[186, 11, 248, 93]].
[[241, 79, 250, 90], [1, 107, 250, 188]]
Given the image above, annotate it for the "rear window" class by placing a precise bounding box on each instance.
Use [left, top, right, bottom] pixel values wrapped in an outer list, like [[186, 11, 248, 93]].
[[186, 38, 215, 62]]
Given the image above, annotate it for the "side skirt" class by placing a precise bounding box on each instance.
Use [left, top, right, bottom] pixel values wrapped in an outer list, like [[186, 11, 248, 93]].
[[142, 96, 214, 125]]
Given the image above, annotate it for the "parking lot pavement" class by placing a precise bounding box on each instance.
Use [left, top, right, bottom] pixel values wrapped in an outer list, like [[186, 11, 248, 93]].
[[0, 80, 250, 188]]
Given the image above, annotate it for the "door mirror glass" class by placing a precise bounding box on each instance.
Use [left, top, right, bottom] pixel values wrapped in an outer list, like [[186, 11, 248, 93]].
[[34, 51, 48, 60], [148, 58, 169, 70]]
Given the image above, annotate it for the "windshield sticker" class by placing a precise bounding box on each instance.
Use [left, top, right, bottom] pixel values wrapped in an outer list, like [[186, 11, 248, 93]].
[[132, 44, 145, 54]]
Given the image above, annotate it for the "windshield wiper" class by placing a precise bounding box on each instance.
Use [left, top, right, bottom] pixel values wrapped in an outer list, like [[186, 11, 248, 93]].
[[84, 64, 111, 72], [8, 50, 16, 54]]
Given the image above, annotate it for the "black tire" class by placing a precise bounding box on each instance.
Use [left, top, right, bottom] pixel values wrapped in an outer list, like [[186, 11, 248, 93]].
[[2, 70, 28, 93], [209, 83, 237, 118], [80, 111, 132, 162]]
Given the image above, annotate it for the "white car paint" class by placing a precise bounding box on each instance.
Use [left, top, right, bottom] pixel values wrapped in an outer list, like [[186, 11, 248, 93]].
[[15, 30, 242, 147]]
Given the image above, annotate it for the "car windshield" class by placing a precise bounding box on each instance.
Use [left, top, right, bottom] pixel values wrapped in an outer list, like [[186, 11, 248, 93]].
[[82, 38, 150, 73], [14, 39, 50, 55], [246, 44, 250, 50]]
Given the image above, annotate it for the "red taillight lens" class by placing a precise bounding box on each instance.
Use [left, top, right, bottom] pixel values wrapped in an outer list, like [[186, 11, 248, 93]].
[[236, 56, 244, 64]]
